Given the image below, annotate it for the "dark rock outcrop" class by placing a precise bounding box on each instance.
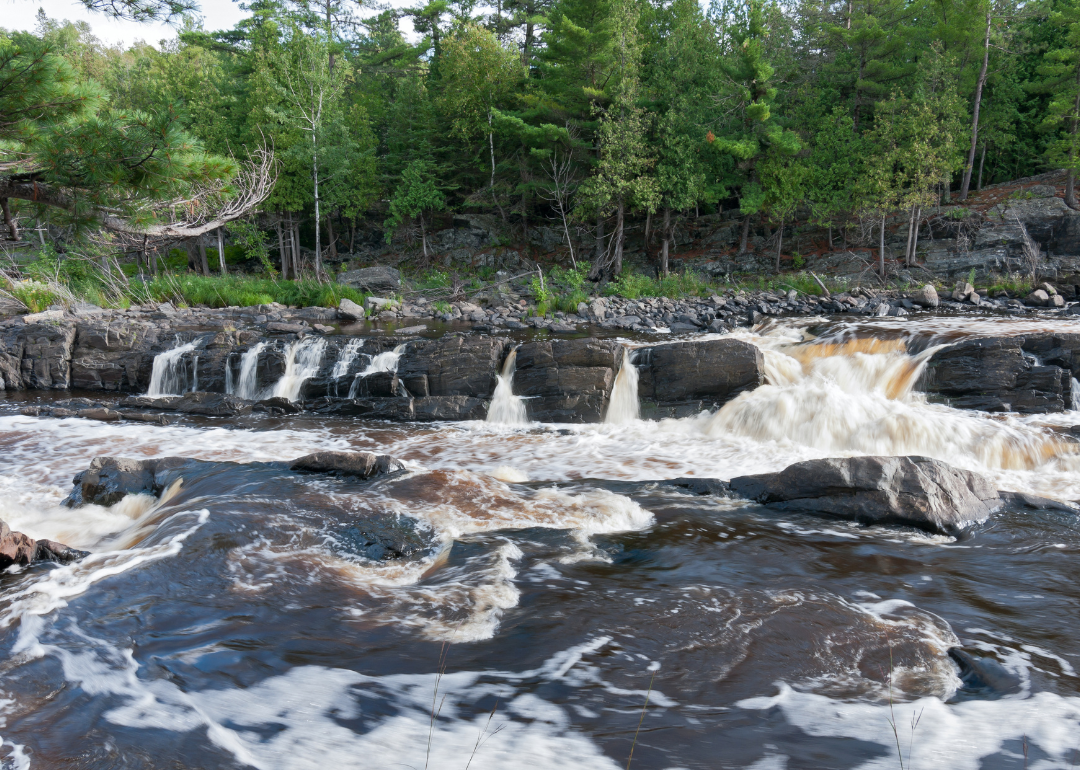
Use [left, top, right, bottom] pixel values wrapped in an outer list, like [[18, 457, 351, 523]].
[[636, 338, 765, 418], [339, 265, 401, 295], [63, 456, 192, 507], [728, 455, 1000, 534], [289, 451, 404, 478], [332, 518, 434, 561], [398, 335, 506, 398], [923, 337, 1074, 413], [413, 395, 489, 421], [70, 320, 161, 391], [18, 322, 76, 389], [0, 519, 86, 570], [120, 392, 255, 417], [513, 338, 620, 422]]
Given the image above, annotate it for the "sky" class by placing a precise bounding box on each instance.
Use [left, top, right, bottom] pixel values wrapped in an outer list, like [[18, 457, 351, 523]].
[[2, 0, 417, 45]]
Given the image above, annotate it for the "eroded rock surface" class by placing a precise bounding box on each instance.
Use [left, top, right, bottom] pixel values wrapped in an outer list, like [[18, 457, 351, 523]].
[[636, 338, 764, 418]]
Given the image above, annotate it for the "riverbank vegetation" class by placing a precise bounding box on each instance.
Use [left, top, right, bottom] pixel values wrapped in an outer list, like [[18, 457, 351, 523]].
[[2, 0, 1080, 289]]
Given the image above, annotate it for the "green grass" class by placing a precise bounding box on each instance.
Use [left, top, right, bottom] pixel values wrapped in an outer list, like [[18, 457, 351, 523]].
[[134, 274, 368, 309], [983, 273, 1033, 297], [7, 281, 61, 312]]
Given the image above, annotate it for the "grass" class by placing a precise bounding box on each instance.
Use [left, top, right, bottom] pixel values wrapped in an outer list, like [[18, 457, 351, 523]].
[[134, 274, 368, 309]]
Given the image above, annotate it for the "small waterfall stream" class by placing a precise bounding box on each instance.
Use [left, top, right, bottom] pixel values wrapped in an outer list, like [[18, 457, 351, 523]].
[[347, 344, 406, 399], [486, 347, 528, 425], [231, 342, 266, 400], [605, 348, 640, 424], [331, 339, 364, 397], [270, 337, 327, 402], [147, 340, 198, 397]]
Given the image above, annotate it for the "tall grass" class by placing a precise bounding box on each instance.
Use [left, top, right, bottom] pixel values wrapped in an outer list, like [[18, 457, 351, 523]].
[[134, 274, 368, 309]]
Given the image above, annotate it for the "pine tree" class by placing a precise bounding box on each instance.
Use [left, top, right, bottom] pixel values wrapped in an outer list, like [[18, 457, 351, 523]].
[[1031, 0, 1080, 208]]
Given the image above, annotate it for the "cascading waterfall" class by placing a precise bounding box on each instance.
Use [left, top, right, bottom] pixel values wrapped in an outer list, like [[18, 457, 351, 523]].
[[147, 339, 198, 397], [331, 339, 364, 397], [270, 337, 327, 402], [231, 342, 266, 400], [347, 344, 406, 399], [225, 353, 234, 396], [703, 335, 1071, 472], [605, 348, 640, 424], [486, 347, 528, 425]]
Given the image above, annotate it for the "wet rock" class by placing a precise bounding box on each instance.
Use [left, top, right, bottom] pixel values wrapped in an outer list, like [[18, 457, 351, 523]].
[[513, 338, 620, 422], [332, 518, 435, 562], [119, 392, 255, 417], [76, 407, 124, 422], [70, 320, 160, 392], [998, 490, 1080, 513], [266, 322, 308, 334], [660, 478, 733, 496], [63, 456, 192, 507], [923, 337, 1073, 413], [289, 451, 404, 478], [398, 335, 506, 398], [17, 322, 76, 389], [348, 371, 401, 398], [413, 395, 490, 421], [253, 396, 304, 414], [727, 456, 999, 534], [636, 338, 764, 419], [309, 397, 415, 420], [338, 297, 366, 321], [340, 265, 401, 295], [948, 648, 1022, 697], [0, 519, 87, 570]]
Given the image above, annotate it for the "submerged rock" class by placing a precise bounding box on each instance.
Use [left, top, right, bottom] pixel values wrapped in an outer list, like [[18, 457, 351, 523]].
[[63, 456, 191, 507], [948, 648, 1022, 697], [289, 451, 404, 478], [728, 456, 1000, 534], [0, 519, 87, 569], [119, 392, 255, 416]]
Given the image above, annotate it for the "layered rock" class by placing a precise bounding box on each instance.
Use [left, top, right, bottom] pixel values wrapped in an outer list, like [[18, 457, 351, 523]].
[[727, 455, 1000, 534], [290, 451, 405, 478], [398, 335, 506, 398], [0, 519, 86, 570], [635, 338, 765, 418], [513, 338, 620, 422], [923, 337, 1074, 413]]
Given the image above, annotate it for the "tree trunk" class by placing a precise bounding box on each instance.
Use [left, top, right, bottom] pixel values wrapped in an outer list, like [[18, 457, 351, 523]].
[[595, 213, 606, 263], [312, 135, 323, 279], [276, 218, 288, 279], [879, 214, 886, 279], [150, 245, 159, 278], [661, 206, 671, 277], [293, 219, 302, 277], [0, 198, 17, 241], [960, 11, 992, 201], [904, 205, 916, 268], [644, 210, 652, 245], [326, 212, 337, 260], [612, 196, 625, 276], [420, 214, 428, 259], [198, 237, 210, 276], [775, 219, 784, 273], [977, 144, 987, 190], [1067, 69, 1080, 210], [909, 207, 921, 265], [217, 227, 227, 276], [739, 215, 751, 254], [489, 111, 506, 222], [828, 224, 833, 250]]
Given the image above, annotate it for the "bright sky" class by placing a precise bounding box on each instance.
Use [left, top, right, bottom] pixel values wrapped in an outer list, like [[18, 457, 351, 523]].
[[1, 0, 418, 45]]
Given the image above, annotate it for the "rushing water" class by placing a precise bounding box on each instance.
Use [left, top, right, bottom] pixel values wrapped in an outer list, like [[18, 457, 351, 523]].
[[146, 339, 198, 397], [2, 316, 1080, 769], [487, 347, 528, 426], [347, 344, 406, 399]]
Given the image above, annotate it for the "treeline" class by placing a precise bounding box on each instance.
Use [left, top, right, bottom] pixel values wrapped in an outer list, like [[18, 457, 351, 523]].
[[7, 0, 1080, 279]]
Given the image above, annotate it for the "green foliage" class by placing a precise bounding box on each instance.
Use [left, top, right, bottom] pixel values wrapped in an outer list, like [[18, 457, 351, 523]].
[[229, 220, 276, 276], [602, 269, 717, 299], [384, 158, 446, 241], [433, 299, 452, 314], [7, 281, 60, 313], [136, 275, 366, 309]]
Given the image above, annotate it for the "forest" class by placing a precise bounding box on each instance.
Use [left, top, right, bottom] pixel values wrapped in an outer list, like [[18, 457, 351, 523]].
[[1, 0, 1079, 294]]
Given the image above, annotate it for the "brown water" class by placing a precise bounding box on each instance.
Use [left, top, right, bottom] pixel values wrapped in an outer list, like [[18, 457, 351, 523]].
[[1, 316, 1079, 769]]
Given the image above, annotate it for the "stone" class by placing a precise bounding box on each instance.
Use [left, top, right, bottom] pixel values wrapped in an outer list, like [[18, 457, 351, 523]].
[[952, 282, 975, 301], [18, 322, 76, 389], [1027, 289, 1050, 306], [309, 397, 415, 420], [1027, 184, 1057, 199], [70, 320, 160, 392], [513, 338, 620, 422], [332, 516, 436, 562], [395, 325, 427, 335], [339, 266, 401, 295], [338, 297, 366, 321], [119, 392, 256, 417], [412, 395, 490, 421], [289, 451, 404, 478], [1039, 282, 1058, 296], [923, 337, 1074, 413], [365, 296, 398, 312], [63, 456, 192, 507], [635, 338, 764, 419], [1051, 294, 1066, 308], [266, 322, 308, 334], [21, 310, 65, 324], [398, 336, 506, 398], [728, 456, 1000, 535]]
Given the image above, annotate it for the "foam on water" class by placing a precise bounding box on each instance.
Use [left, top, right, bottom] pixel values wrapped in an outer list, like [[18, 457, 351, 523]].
[[486, 347, 528, 426], [146, 339, 197, 397], [348, 344, 406, 398], [270, 337, 327, 402], [232, 341, 266, 400]]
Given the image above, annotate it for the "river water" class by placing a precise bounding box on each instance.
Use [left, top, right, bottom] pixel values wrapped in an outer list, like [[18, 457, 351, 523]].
[[1, 315, 1079, 769]]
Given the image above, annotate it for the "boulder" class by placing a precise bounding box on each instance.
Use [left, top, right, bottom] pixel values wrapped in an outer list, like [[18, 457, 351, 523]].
[[952, 281, 975, 301], [513, 338, 620, 422], [119, 392, 255, 417], [0, 519, 86, 570], [63, 456, 192, 507], [909, 285, 938, 309], [289, 451, 404, 478], [922, 337, 1074, 413], [728, 456, 1000, 534], [339, 297, 366, 321], [398, 335, 506, 398], [340, 266, 402, 295], [635, 338, 764, 418], [1027, 289, 1050, 306]]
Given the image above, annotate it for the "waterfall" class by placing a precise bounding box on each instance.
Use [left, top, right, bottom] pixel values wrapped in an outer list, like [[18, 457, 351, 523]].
[[270, 337, 327, 402], [232, 342, 266, 400], [331, 339, 364, 396], [486, 348, 528, 425], [147, 339, 198, 397], [347, 344, 406, 399], [605, 348, 640, 424], [225, 353, 234, 396]]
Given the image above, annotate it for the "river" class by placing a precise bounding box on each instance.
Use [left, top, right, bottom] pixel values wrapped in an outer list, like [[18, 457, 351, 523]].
[[1, 315, 1078, 769]]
